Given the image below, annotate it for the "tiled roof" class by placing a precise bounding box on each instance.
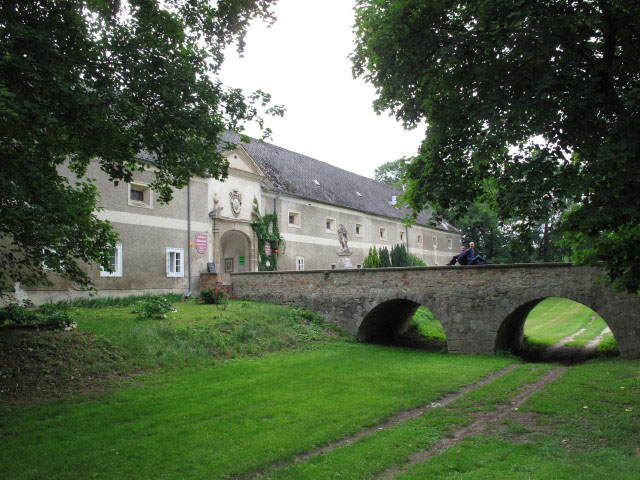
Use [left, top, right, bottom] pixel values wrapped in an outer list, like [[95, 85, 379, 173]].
[[222, 132, 457, 232]]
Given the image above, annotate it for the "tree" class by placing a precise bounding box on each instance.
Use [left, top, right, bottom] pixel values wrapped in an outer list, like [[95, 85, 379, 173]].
[[374, 157, 408, 190], [390, 243, 408, 267], [0, 0, 282, 295], [379, 246, 391, 267], [363, 247, 381, 268], [352, 0, 640, 292]]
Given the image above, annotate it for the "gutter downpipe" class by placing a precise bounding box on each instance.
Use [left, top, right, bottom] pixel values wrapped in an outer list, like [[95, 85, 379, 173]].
[[186, 181, 192, 298], [273, 189, 280, 271]]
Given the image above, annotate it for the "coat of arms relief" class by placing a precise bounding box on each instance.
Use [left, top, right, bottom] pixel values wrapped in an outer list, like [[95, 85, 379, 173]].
[[229, 190, 242, 217]]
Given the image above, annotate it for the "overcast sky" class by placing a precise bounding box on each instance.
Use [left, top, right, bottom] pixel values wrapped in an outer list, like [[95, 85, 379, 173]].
[[219, 0, 425, 180]]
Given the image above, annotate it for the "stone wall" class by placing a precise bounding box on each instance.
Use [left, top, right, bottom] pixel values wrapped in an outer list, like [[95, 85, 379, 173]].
[[231, 264, 640, 358]]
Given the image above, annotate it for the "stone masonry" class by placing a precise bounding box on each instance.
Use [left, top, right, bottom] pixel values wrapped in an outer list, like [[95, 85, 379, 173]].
[[231, 264, 640, 358]]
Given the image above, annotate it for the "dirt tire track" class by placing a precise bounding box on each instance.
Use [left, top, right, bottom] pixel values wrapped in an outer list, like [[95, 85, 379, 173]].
[[233, 364, 518, 480], [375, 366, 567, 480]]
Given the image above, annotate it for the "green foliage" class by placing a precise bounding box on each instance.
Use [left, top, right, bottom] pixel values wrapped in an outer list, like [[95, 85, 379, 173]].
[[53, 293, 184, 309], [352, 0, 640, 292], [363, 246, 382, 268], [132, 297, 174, 320], [374, 157, 408, 190], [0, 0, 283, 295], [198, 286, 229, 309], [251, 197, 282, 271], [407, 254, 426, 267], [379, 246, 391, 267], [390, 243, 408, 267], [0, 301, 73, 330]]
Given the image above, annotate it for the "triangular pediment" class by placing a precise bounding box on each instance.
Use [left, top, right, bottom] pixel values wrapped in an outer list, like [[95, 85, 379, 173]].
[[223, 145, 265, 179]]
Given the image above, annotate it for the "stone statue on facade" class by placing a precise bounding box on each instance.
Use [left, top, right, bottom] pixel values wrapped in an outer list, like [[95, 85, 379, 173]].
[[229, 190, 242, 217], [337, 224, 349, 252], [336, 224, 352, 269]]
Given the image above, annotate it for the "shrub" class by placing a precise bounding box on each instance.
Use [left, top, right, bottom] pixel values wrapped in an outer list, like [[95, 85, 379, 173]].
[[132, 296, 174, 320], [0, 301, 73, 330], [363, 246, 381, 268], [407, 254, 427, 266], [198, 286, 229, 309], [390, 243, 408, 267], [379, 247, 391, 267]]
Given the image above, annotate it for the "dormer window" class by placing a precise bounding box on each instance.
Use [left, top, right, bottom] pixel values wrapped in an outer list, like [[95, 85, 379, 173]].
[[313, 179, 320, 186], [355, 192, 362, 197], [391, 195, 397, 205]]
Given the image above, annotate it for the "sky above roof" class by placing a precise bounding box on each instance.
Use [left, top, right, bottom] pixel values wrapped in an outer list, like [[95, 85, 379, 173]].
[[219, 0, 426, 180]]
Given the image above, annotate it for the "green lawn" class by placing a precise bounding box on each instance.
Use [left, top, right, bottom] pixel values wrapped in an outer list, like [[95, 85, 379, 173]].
[[0, 344, 512, 479], [524, 297, 615, 349], [1, 297, 637, 479]]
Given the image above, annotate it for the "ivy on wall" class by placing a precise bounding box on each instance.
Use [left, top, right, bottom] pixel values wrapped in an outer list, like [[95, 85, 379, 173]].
[[251, 198, 282, 271]]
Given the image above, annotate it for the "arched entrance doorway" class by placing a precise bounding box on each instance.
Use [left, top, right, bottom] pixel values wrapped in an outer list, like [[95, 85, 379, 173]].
[[220, 230, 251, 284]]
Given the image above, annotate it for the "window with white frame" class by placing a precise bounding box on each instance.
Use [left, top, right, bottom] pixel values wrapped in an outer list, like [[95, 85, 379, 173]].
[[379, 227, 387, 240], [166, 248, 184, 277], [325, 217, 336, 232], [448, 238, 453, 249], [296, 256, 305, 271], [417, 234, 423, 247], [432, 236, 437, 248], [128, 182, 153, 208], [288, 210, 301, 228], [100, 244, 123, 277], [355, 223, 363, 237]]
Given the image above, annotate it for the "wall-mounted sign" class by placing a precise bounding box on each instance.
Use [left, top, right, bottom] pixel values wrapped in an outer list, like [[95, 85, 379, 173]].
[[239, 256, 245, 266], [265, 242, 271, 255], [195, 234, 207, 254], [207, 262, 216, 273]]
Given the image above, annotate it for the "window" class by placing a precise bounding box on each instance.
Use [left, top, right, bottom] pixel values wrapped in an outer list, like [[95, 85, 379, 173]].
[[417, 235, 423, 247], [288, 210, 301, 228], [432, 236, 437, 248], [400, 232, 405, 242], [100, 244, 123, 277], [355, 223, 363, 237], [331, 264, 337, 269], [166, 248, 184, 277], [448, 238, 453, 249], [379, 227, 387, 240], [128, 182, 152, 208], [296, 256, 305, 271], [356, 264, 362, 269], [325, 217, 336, 232]]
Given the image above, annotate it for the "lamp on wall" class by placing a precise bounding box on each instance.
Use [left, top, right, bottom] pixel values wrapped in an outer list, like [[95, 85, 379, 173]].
[[274, 248, 278, 255]]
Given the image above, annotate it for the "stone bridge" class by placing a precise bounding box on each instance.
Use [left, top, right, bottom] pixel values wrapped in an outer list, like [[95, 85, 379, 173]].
[[231, 264, 640, 358]]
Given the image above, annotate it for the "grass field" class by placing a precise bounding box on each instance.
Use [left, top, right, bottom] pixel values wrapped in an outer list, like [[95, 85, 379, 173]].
[[0, 296, 637, 479], [523, 297, 615, 350]]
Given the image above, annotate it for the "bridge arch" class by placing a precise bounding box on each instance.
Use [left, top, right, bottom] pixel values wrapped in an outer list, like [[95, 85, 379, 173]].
[[357, 294, 449, 347], [494, 295, 614, 354]]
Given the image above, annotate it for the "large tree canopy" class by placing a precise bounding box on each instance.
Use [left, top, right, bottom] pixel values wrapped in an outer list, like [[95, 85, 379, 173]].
[[352, 0, 640, 292], [0, 0, 282, 294]]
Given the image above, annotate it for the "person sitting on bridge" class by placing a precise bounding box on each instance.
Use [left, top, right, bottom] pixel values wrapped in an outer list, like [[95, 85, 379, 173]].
[[447, 245, 467, 265], [457, 241, 489, 265]]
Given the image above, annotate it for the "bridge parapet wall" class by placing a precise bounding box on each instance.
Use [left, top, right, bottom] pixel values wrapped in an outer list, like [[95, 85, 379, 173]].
[[231, 264, 640, 358]]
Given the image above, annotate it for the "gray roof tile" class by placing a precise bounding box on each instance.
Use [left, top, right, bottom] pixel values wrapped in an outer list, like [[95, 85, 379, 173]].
[[222, 132, 456, 232]]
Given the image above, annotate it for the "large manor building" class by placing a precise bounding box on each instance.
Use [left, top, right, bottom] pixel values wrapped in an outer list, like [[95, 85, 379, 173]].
[[17, 133, 461, 303]]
